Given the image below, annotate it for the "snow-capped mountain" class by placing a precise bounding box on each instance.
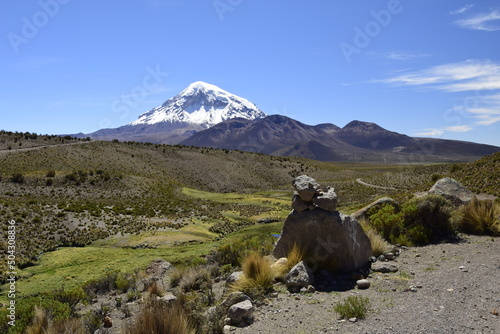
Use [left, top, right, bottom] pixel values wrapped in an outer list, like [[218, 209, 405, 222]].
[[130, 81, 266, 128]]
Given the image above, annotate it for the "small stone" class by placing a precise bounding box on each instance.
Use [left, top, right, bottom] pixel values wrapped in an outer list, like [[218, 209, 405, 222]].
[[371, 263, 399, 273], [378, 255, 386, 262], [384, 252, 395, 260], [349, 317, 358, 323], [410, 287, 418, 292], [356, 279, 371, 289], [307, 285, 316, 293]]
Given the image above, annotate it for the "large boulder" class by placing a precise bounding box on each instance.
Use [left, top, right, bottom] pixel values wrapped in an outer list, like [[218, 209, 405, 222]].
[[273, 209, 372, 273], [428, 177, 474, 205]]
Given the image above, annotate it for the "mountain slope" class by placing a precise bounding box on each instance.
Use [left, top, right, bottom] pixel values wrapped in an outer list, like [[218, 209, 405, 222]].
[[83, 82, 266, 144], [180, 116, 500, 163], [334, 120, 414, 150]]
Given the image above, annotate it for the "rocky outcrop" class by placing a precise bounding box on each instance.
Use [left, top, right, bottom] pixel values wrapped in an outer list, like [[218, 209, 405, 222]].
[[274, 176, 372, 274]]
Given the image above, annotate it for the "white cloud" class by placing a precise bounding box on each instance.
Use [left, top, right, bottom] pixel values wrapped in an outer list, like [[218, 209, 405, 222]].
[[455, 9, 500, 31], [413, 129, 445, 137], [375, 60, 500, 91], [450, 4, 475, 15]]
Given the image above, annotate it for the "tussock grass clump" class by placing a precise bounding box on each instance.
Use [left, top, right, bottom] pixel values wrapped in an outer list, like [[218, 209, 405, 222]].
[[124, 298, 195, 334], [365, 228, 392, 257], [273, 243, 306, 278], [230, 252, 275, 298], [458, 197, 500, 236], [334, 296, 370, 319], [179, 266, 212, 292]]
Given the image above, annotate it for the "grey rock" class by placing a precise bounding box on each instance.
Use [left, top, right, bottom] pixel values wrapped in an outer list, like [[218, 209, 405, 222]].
[[428, 177, 474, 204], [307, 285, 316, 293], [371, 263, 399, 273], [221, 292, 251, 311], [145, 258, 174, 277], [384, 252, 395, 260], [292, 193, 310, 212], [285, 261, 314, 292], [160, 293, 177, 303], [313, 187, 338, 212], [225, 271, 243, 288], [274, 210, 372, 273], [227, 300, 254, 327], [356, 279, 371, 289], [292, 175, 320, 202]]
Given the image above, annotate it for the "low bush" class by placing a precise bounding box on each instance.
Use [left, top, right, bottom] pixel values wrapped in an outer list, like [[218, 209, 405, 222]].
[[458, 197, 500, 236], [210, 236, 274, 268], [0, 296, 71, 334], [334, 296, 370, 319], [368, 195, 455, 246]]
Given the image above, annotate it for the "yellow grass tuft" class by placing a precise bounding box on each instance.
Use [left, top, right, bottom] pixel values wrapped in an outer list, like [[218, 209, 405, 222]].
[[459, 197, 500, 236], [365, 228, 392, 257], [230, 252, 275, 296]]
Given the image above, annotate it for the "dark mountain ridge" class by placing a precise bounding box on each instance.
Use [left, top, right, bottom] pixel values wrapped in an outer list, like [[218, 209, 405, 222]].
[[180, 115, 500, 163]]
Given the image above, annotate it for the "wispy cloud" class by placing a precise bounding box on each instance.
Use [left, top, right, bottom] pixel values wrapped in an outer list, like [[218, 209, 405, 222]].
[[455, 9, 500, 31], [414, 125, 473, 137], [373, 59, 500, 130], [386, 51, 430, 61], [450, 4, 475, 15], [375, 59, 500, 91]]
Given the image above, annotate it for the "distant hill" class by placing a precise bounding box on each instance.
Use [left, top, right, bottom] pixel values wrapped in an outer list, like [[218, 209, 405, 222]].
[[181, 115, 500, 163]]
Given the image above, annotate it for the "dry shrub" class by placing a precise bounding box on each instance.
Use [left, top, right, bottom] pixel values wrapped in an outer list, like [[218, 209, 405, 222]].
[[365, 228, 392, 257], [179, 266, 212, 292], [230, 252, 274, 298], [273, 243, 306, 278], [124, 298, 195, 334], [147, 280, 164, 297], [26, 307, 49, 334], [458, 197, 500, 236]]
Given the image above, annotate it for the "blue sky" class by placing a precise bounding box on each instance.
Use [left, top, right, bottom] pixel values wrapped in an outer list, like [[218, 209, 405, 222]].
[[1, 0, 500, 146]]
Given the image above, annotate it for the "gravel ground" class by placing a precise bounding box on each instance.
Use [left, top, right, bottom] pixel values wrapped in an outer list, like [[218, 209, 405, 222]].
[[232, 234, 500, 334]]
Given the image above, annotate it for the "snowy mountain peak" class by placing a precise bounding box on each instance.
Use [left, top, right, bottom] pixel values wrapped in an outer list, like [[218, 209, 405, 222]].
[[130, 82, 266, 128]]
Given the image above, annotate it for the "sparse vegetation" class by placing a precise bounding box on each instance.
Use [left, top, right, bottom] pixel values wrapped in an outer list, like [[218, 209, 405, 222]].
[[333, 295, 370, 319], [123, 298, 195, 334]]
